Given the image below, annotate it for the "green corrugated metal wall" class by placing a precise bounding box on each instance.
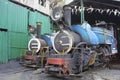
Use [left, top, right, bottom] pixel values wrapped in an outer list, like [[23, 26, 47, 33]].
[[0, 32, 8, 63], [29, 11, 51, 34], [7, 2, 28, 33], [0, 0, 52, 63], [8, 32, 28, 59], [0, 0, 8, 29]]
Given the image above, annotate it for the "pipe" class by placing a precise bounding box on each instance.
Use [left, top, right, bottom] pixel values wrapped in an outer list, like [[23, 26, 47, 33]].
[[80, 0, 85, 24], [36, 22, 42, 38], [63, 5, 72, 28]]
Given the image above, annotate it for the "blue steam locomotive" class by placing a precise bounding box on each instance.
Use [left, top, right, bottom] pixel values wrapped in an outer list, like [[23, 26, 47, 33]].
[[45, 6, 117, 75]]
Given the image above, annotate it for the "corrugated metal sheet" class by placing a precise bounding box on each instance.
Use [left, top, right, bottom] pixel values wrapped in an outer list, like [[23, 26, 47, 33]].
[[0, 31, 8, 63], [8, 32, 28, 59], [7, 1, 28, 33], [37, 12, 52, 34], [29, 11, 52, 34], [0, 0, 8, 29], [0, 0, 52, 63]]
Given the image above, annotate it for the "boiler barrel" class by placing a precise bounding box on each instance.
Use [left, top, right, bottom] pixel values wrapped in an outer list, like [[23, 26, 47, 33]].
[[53, 30, 81, 54], [28, 38, 47, 53]]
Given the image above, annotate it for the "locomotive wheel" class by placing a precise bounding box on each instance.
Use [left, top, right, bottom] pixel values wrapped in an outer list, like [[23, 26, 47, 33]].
[[100, 47, 111, 68], [104, 48, 111, 68], [71, 42, 86, 74]]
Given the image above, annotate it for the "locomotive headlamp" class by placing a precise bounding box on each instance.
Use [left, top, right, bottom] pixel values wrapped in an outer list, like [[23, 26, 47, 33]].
[[51, 6, 63, 21], [55, 12, 61, 19], [28, 25, 36, 34]]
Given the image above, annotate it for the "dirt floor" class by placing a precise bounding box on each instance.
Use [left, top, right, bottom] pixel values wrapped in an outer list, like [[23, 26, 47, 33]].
[[0, 61, 120, 80]]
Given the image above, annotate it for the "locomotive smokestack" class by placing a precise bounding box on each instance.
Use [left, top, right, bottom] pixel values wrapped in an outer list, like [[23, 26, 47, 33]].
[[36, 22, 42, 38], [63, 5, 71, 28]]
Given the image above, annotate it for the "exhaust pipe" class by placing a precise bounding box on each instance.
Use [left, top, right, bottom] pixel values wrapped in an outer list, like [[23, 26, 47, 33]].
[[63, 5, 72, 28], [36, 22, 42, 38]]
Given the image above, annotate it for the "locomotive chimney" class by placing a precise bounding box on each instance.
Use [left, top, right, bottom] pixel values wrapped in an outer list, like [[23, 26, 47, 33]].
[[63, 5, 72, 28], [36, 22, 42, 38]]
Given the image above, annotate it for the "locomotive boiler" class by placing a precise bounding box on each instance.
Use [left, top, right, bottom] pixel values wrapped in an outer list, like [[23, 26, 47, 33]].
[[45, 5, 117, 75], [23, 22, 55, 67]]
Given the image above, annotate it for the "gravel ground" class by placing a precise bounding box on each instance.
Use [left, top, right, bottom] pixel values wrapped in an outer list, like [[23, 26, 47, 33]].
[[0, 61, 120, 80]]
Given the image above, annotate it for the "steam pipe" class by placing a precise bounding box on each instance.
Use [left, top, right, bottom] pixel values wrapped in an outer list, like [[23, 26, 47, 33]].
[[36, 22, 42, 38], [63, 5, 72, 28]]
